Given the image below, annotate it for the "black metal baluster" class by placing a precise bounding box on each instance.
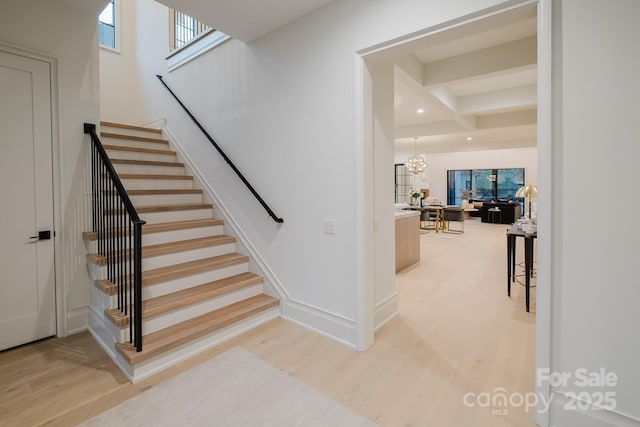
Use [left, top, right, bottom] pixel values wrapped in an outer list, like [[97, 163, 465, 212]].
[[118, 199, 123, 319], [85, 124, 145, 351], [128, 216, 132, 344], [134, 221, 143, 351], [92, 145, 96, 232]]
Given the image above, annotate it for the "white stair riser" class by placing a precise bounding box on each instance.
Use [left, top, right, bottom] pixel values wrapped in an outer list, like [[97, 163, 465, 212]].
[[122, 178, 193, 190], [101, 136, 169, 151], [141, 243, 236, 270], [89, 262, 104, 281], [143, 263, 249, 299], [113, 163, 185, 176], [90, 288, 128, 342], [141, 225, 224, 246], [83, 225, 225, 253], [138, 208, 212, 224], [128, 193, 203, 206], [90, 242, 236, 274], [126, 308, 280, 382], [105, 149, 177, 162], [100, 126, 163, 140], [134, 283, 263, 336], [91, 285, 112, 312]]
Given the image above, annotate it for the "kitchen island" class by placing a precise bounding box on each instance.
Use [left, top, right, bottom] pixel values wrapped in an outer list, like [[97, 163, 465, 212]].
[[395, 210, 420, 272]]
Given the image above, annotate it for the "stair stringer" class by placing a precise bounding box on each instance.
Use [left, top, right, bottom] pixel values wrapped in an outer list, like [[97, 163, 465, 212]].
[[161, 125, 358, 347]]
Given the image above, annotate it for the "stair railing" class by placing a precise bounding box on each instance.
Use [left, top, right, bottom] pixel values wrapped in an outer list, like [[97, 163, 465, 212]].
[[156, 74, 284, 224], [84, 123, 146, 352]]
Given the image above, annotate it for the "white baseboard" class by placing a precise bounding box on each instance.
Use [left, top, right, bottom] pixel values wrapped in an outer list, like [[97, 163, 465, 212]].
[[374, 292, 398, 332], [549, 390, 640, 427], [66, 306, 88, 335], [282, 299, 357, 348]]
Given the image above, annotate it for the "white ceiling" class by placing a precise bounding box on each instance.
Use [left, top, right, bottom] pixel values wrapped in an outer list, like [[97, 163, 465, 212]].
[[388, 6, 538, 154], [153, 0, 335, 43]]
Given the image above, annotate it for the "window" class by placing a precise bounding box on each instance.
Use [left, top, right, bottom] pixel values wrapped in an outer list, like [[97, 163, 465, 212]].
[[394, 164, 412, 203], [447, 168, 525, 206], [169, 10, 210, 51], [99, 0, 115, 49]]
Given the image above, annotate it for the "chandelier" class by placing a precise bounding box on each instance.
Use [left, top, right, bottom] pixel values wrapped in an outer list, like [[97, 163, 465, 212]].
[[405, 137, 427, 173]]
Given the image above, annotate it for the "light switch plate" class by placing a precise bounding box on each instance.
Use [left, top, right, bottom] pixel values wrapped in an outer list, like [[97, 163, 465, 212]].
[[323, 218, 336, 235]]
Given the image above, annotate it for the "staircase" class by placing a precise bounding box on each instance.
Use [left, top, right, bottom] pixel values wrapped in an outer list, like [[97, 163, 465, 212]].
[[84, 121, 280, 382]]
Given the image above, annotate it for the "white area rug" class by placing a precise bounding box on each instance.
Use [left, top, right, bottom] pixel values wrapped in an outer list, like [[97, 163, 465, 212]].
[[79, 347, 377, 427]]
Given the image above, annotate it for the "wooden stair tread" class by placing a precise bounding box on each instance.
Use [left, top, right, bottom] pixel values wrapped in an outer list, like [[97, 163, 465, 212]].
[[117, 173, 193, 180], [141, 218, 223, 233], [100, 121, 162, 134], [83, 219, 223, 241], [86, 235, 236, 266], [142, 235, 235, 257], [142, 253, 249, 286], [108, 272, 264, 326], [100, 132, 169, 145], [103, 144, 175, 155], [135, 203, 211, 213], [125, 189, 202, 195], [111, 159, 184, 167], [94, 253, 249, 294], [142, 272, 263, 318], [116, 294, 279, 364], [104, 203, 212, 215]]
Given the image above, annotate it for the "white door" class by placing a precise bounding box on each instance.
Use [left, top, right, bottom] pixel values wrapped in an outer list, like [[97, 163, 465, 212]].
[[0, 50, 56, 351]]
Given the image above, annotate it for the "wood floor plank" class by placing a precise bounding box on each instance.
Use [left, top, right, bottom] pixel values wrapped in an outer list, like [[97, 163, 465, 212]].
[[2, 221, 537, 427]]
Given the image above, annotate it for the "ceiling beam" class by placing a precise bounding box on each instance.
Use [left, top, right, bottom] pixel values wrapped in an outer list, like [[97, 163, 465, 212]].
[[395, 121, 463, 139], [423, 36, 536, 88], [458, 84, 537, 114], [476, 109, 537, 129], [395, 56, 477, 131]]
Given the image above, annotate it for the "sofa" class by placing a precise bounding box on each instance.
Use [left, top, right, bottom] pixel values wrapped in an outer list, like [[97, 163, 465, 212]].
[[478, 200, 521, 224]]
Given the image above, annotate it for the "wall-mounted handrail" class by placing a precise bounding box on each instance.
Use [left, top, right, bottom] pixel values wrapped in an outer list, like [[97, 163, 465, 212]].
[[85, 123, 145, 352], [156, 74, 284, 224]]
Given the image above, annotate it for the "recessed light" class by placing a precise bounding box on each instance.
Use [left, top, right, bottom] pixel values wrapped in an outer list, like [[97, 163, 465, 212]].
[[416, 108, 424, 114], [466, 137, 473, 141]]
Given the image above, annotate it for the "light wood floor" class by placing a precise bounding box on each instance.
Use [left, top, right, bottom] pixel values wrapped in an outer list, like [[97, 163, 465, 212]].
[[0, 219, 537, 427]]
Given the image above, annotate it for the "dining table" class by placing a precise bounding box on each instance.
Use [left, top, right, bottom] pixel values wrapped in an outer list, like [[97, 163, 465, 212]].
[[404, 205, 445, 232]]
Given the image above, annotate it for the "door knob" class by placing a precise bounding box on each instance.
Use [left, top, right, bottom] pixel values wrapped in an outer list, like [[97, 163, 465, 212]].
[[29, 230, 51, 240]]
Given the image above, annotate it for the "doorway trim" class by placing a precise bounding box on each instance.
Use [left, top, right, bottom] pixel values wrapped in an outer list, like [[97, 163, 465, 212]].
[[0, 42, 66, 339], [353, 1, 551, 425]]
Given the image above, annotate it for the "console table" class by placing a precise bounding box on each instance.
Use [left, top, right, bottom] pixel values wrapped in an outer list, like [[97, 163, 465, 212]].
[[506, 224, 536, 312]]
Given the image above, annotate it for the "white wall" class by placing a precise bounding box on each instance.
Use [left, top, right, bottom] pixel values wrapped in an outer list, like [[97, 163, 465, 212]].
[[0, 0, 101, 334], [100, 0, 509, 346], [547, 0, 640, 425], [99, 0, 141, 123], [394, 147, 538, 203], [371, 61, 398, 330]]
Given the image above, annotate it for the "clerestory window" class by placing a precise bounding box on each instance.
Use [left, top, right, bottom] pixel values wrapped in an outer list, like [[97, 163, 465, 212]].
[[99, 0, 116, 49], [169, 10, 210, 51]]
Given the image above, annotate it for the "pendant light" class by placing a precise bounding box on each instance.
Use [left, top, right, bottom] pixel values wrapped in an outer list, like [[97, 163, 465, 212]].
[[405, 137, 427, 174]]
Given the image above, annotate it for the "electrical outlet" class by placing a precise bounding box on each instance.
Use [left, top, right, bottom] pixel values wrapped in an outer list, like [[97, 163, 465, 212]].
[[323, 218, 336, 235]]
